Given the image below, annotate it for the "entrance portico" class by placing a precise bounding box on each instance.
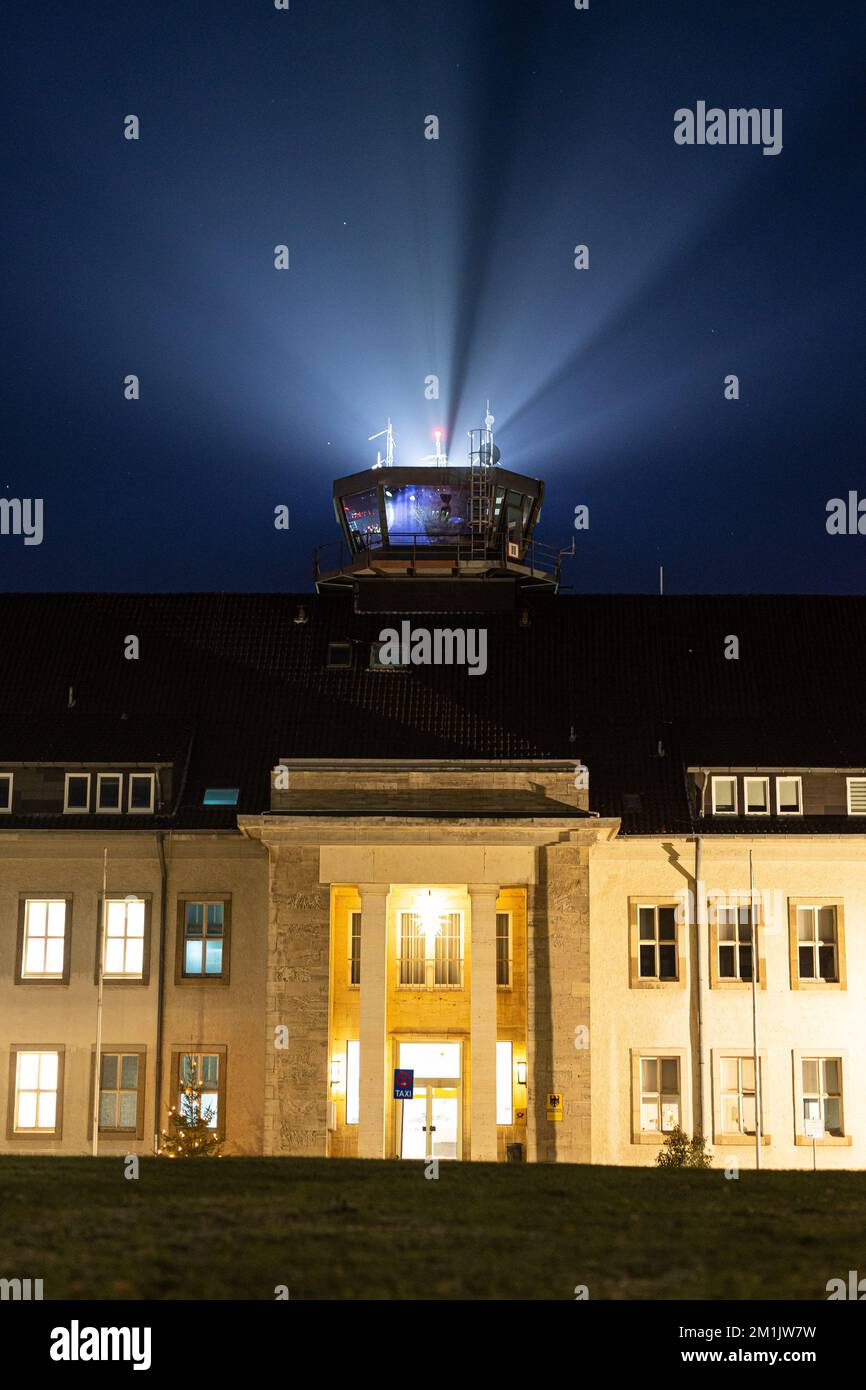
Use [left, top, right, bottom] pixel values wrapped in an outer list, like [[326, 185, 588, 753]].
[[239, 757, 612, 1164], [351, 874, 508, 1162]]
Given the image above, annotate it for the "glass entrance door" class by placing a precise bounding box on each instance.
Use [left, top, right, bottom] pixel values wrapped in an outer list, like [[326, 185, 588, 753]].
[[396, 1042, 462, 1160], [429, 1086, 459, 1159], [399, 1084, 459, 1160], [400, 1094, 428, 1160]]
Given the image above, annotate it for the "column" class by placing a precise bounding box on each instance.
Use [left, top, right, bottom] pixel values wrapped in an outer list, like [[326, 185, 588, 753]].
[[357, 883, 389, 1158], [469, 883, 499, 1161]]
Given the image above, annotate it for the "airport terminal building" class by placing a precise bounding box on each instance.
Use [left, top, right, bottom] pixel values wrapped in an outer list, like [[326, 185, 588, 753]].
[[2, 447, 866, 1167]]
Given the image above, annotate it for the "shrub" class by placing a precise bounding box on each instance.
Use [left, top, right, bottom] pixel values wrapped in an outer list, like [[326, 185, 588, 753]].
[[655, 1125, 712, 1169]]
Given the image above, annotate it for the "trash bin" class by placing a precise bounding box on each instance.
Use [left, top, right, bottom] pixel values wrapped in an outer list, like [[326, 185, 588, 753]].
[[506, 1142, 524, 1163]]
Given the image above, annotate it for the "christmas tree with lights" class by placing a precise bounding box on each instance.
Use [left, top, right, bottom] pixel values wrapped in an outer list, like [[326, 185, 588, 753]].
[[157, 1059, 223, 1158]]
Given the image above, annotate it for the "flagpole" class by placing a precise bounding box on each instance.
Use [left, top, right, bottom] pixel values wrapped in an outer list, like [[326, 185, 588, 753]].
[[750, 849, 762, 1170], [92, 846, 108, 1157]]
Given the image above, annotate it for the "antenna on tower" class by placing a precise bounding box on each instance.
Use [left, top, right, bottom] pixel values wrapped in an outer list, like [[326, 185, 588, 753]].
[[369, 417, 396, 469], [419, 428, 448, 466]]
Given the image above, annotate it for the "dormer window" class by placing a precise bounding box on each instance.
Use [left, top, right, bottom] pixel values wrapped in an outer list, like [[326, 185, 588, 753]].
[[776, 776, 802, 815], [0, 773, 12, 813], [744, 777, 770, 815], [64, 773, 90, 813], [711, 776, 737, 815], [97, 774, 122, 813], [129, 773, 156, 814]]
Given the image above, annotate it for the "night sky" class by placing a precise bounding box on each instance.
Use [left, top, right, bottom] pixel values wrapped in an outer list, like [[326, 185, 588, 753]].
[[3, 1, 865, 593]]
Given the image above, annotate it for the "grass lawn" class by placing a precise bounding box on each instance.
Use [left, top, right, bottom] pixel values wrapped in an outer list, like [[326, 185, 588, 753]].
[[0, 1156, 863, 1300]]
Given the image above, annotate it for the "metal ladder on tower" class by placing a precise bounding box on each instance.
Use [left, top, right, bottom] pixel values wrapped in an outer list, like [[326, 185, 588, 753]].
[[468, 405, 496, 559]]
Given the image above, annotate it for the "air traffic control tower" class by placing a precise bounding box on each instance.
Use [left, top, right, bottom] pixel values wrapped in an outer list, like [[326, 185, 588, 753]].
[[314, 408, 570, 611]]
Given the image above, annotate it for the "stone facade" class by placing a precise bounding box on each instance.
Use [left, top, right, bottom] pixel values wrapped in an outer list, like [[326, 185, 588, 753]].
[[527, 836, 592, 1163], [264, 845, 330, 1156]]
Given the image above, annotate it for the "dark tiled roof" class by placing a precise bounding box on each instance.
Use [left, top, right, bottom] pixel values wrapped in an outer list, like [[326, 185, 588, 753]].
[[0, 592, 865, 834]]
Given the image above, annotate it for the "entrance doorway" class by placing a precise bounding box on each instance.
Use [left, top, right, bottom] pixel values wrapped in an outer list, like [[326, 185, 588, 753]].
[[400, 1085, 459, 1160], [396, 1041, 462, 1160]]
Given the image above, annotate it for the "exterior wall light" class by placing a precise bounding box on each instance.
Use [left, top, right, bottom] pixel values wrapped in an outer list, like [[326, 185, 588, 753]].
[[516, 1061, 527, 1087], [416, 889, 443, 942]]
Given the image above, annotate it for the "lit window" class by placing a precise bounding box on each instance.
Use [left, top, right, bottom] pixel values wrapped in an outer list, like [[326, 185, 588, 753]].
[[796, 906, 838, 982], [711, 776, 737, 815], [397, 910, 463, 989], [638, 905, 678, 980], [182, 901, 226, 977], [98, 1053, 141, 1132], [720, 1056, 762, 1136], [129, 773, 155, 813], [179, 1053, 221, 1129], [96, 773, 122, 812], [102, 898, 146, 979], [496, 912, 511, 987], [21, 899, 67, 980], [14, 1051, 61, 1133], [349, 911, 361, 986], [64, 772, 90, 813], [202, 788, 239, 806], [496, 1041, 513, 1124], [744, 777, 770, 814], [0, 772, 12, 812], [776, 776, 802, 815], [345, 1040, 360, 1125], [640, 1056, 680, 1133], [802, 1058, 843, 1137], [398, 1041, 461, 1077]]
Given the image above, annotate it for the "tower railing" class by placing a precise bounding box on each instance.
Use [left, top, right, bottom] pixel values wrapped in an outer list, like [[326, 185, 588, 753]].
[[313, 532, 564, 585]]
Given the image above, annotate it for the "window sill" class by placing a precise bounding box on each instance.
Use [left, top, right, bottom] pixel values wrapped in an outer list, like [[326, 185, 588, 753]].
[[395, 984, 464, 993], [793, 979, 844, 991], [715, 1133, 772, 1146], [631, 977, 684, 990], [795, 1134, 852, 1147], [634, 1131, 679, 1145]]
